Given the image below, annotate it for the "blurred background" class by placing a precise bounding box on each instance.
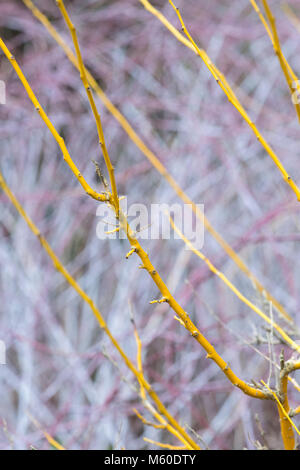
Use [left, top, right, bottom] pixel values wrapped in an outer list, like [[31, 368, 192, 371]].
[[0, 0, 300, 449]]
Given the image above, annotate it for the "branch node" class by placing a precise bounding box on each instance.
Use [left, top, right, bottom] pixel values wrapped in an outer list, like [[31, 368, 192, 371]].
[[126, 247, 136, 259], [149, 297, 169, 305]]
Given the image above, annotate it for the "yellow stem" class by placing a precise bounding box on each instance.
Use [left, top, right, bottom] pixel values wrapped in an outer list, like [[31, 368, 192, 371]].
[[21, 0, 293, 325], [0, 39, 108, 203], [262, 380, 298, 450], [56, 0, 119, 215], [261, 0, 300, 122], [1, 13, 273, 401], [168, 0, 300, 199], [169, 215, 300, 355], [0, 171, 200, 451]]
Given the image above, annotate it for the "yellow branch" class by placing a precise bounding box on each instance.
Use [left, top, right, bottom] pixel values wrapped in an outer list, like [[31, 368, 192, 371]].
[[261, 0, 300, 122], [21, 0, 293, 325], [0, 39, 109, 204], [262, 381, 298, 450], [168, 214, 300, 355], [132, 322, 196, 449], [133, 409, 165, 430], [168, 0, 300, 199], [132, 317, 146, 401], [55, 0, 256, 433], [278, 374, 296, 450], [0, 170, 199, 451], [139, 0, 300, 201], [56, 0, 119, 216], [1, 10, 274, 401], [253, 0, 299, 90], [12, 0, 300, 450], [27, 413, 66, 450], [143, 437, 187, 450], [118, 208, 274, 400], [1, 8, 280, 403], [251, 0, 300, 91]]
